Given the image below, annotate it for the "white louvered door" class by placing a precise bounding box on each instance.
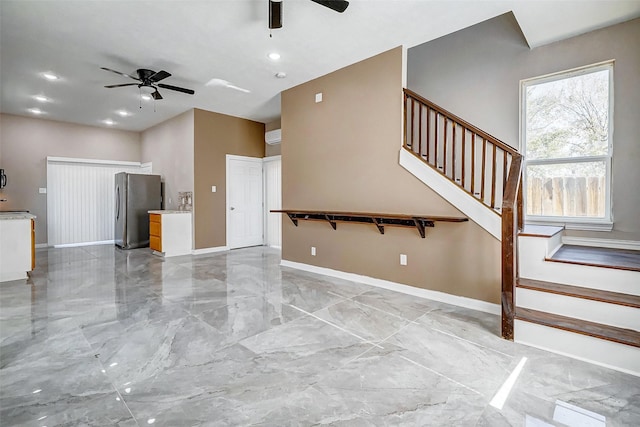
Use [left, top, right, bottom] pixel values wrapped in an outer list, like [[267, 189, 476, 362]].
[[47, 158, 150, 247]]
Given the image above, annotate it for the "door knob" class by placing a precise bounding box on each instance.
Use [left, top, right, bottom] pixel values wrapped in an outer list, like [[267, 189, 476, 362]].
[[230, 207, 235, 210]]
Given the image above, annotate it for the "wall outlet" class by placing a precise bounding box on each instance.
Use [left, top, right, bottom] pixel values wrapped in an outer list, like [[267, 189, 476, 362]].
[[211, 185, 217, 193], [315, 93, 323, 103], [400, 254, 407, 265], [39, 188, 47, 194], [311, 246, 316, 256]]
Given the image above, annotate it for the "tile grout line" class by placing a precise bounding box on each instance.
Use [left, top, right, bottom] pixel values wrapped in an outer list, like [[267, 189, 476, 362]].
[[348, 298, 416, 322], [287, 303, 384, 349], [74, 316, 142, 426], [430, 327, 515, 359], [399, 355, 483, 397]]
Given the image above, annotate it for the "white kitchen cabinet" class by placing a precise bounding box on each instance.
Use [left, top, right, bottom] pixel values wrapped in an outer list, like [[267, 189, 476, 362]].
[[148, 211, 192, 257], [0, 213, 35, 282]]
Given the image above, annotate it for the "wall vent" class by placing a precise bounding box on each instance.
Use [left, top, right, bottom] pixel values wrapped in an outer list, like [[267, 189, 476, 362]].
[[265, 129, 282, 145]]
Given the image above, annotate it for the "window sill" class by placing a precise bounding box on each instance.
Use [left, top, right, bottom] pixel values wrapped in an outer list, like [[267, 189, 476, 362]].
[[525, 218, 613, 232]]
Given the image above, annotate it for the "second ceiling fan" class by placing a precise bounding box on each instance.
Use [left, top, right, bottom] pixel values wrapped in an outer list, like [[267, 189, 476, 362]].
[[269, 0, 349, 30]]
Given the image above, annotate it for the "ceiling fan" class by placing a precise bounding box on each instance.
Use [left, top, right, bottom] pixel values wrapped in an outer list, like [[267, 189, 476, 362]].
[[101, 67, 195, 100], [269, 0, 349, 30]]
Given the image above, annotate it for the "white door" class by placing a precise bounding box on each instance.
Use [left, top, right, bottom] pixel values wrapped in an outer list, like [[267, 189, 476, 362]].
[[227, 155, 264, 249], [263, 156, 282, 248]]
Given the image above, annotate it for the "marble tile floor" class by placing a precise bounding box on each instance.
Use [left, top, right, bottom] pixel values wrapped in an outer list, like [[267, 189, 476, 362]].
[[0, 245, 638, 426]]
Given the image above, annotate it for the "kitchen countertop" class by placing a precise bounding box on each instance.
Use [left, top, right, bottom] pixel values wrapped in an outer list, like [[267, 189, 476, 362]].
[[0, 212, 36, 220], [148, 210, 192, 214]]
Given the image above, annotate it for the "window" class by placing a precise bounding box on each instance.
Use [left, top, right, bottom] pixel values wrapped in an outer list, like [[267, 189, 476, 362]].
[[521, 62, 613, 229]]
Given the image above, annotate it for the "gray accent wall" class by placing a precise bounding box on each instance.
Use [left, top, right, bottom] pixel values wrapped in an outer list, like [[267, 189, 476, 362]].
[[407, 14, 640, 236]]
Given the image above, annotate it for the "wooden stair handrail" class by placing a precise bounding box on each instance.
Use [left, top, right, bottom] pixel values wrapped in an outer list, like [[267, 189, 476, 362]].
[[404, 88, 518, 155], [402, 88, 524, 341]]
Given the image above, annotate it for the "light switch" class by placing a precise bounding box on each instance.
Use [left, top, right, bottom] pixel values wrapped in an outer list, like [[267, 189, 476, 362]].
[[211, 186, 217, 193], [39, 188, 47, 194], [315, 93, 323, 103], [400, 254, 407, 265]]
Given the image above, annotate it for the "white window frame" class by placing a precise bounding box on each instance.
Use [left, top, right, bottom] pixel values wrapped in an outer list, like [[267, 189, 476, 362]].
[[520, 61, 614, 231]]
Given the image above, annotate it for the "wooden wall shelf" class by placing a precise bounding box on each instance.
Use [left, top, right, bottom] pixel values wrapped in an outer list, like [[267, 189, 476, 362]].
[[271, 210, 468, 238]]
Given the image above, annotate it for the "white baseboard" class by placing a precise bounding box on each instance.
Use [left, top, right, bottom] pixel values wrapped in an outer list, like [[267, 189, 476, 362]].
[[53, 240, 114, 248], [280, 259, 500, 315], [192, 246, 229, 255], [561, 236, 640, 251]]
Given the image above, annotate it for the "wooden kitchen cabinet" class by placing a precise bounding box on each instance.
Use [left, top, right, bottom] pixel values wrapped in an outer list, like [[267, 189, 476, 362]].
[[149, 213, 162, 252], [148, 211, 192, 257]]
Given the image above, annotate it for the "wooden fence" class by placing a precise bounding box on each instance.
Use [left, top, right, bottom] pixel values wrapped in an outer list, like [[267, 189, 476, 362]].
[[526, 176, 605, 217]]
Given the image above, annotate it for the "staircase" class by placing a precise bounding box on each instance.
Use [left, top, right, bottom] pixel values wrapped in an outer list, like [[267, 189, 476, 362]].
[[516, 227, 640, 375], [400, 89, 640, 376]]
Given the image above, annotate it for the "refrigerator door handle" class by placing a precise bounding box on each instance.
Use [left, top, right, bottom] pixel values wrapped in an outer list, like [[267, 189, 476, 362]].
[[116, 186, 120, 220]]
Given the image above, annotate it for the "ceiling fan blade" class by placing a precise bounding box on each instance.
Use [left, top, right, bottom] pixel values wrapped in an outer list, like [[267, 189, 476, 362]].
[[157, 83, 195, 95], [104, 83, 139, 88], [310, 0, 349, 13], [151, 89, 163, 100], [100, 67, 140, 81], [150, 70, 171, 82]]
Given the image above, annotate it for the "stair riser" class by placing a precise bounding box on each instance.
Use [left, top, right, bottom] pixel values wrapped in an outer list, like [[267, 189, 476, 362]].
[[519, 236, 640, 296], [516, 288, 640, 331], [515, 320, 640, 377]]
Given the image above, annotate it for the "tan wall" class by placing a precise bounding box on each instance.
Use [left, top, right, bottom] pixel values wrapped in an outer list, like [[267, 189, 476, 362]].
[[141, 110, 194, 211], [265, 119, 281, 157], [408, 15, 640, 237], [281, 47, 501, 304], [0, 113, 141, 244], [193, 108, 265, 249]]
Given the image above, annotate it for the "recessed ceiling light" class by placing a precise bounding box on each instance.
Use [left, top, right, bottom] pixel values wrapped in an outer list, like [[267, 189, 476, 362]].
[[34, 95, 49, 102], [103, 119, 116, 126], [268, 52, 281, 61], [28, 108, 44, 115], [116, 110, 131, 117], [42, 72, 59, 81], [141, 94, 152, 101], [275, 72, 287, 79]]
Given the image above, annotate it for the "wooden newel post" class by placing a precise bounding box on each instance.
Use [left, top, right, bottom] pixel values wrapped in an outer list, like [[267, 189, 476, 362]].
[[501, 155, 523, 340]]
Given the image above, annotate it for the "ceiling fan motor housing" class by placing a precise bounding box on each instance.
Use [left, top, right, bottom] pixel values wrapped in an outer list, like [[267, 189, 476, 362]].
[[137, 69, 157, 85], [269, 0, 282, 29]]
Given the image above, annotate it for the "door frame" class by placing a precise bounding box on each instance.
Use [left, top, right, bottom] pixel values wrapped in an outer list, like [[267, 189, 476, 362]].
[[263, 155, 282, 249], [225, 154, 264, 249]]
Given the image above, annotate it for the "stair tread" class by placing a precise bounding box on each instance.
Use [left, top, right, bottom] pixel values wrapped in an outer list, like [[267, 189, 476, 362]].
[[546, 245, 640, 272], [517, 278, 640, 308], [519, 225, 564, 238], [515, 307, 640, 348]]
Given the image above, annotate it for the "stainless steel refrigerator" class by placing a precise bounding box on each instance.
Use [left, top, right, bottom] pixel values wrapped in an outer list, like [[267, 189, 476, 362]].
[[114, 173, 162, 249]]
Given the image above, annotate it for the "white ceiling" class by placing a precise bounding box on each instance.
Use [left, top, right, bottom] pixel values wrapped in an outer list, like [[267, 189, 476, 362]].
[[1, 1, 639, 132]]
